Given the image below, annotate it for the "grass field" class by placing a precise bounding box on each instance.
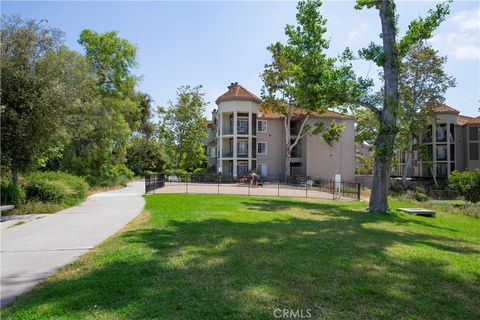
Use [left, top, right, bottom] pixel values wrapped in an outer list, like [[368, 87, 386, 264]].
[[2, 195, 479, 319]]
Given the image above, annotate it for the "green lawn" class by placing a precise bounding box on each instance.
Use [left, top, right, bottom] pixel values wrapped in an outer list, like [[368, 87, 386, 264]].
[[2, 195, 480, 319]]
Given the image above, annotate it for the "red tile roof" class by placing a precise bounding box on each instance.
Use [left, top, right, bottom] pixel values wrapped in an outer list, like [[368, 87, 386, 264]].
[[215, 83, 262, 105], [260, 106, 353, 120], [457, 115, 473, 126], [465, 116, 480, 125], [427, 102, 460, 114]]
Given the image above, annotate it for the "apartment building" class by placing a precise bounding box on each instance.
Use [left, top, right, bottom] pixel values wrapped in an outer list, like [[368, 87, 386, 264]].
[[205, 83, 356, 181], [394, 103, 480, 178]]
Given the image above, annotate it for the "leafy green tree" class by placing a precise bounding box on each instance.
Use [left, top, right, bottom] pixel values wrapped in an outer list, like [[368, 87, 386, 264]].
[[354, 0, 451, 212], [262, 0, 360, 179], [78, 29, 137, 95], [126, 137, 164, 175], [134, 92, 156, 139], [397, 42, 455, 185], [60, 29, 141, 184], [449, 169, 480, 204], [157, 86, 208, 171], [354, 108, 379, 146], [0, 15, 95, 187]]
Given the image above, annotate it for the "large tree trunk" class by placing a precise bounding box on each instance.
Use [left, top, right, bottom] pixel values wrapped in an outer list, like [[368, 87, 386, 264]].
[[369, 0, 399, 212], [283, 109, 292, 183], [402, 134, 414, 186], [284, 148, 291, 182]]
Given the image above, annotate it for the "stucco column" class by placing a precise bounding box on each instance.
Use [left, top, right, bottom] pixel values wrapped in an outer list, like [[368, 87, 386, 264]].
[[233, 111, 238, 177], [248, 112, 252, 170]]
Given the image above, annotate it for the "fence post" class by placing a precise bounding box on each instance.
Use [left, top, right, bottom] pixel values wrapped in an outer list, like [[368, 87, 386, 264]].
[[248, 181, 250, 196], [332, 179, 335, 200], [186, 175, 188, 194], [217, 174, 220, 195], [305, 183, 308, 198], [357, 183, 361, 200]]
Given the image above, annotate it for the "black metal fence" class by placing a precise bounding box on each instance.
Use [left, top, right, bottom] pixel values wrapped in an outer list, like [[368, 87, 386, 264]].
[[145, 173, 361, 200], [145, 172, 165, 193]]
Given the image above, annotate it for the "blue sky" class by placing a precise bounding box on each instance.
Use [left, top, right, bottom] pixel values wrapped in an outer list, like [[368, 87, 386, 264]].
[[3, 1, 479, 118]]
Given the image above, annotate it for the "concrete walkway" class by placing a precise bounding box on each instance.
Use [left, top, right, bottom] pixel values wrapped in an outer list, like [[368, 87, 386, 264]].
[[0, 181, 144, 308]]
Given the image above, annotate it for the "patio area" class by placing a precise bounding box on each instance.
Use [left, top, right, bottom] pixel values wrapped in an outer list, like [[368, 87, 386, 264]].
[[148, 182, 357, 200]]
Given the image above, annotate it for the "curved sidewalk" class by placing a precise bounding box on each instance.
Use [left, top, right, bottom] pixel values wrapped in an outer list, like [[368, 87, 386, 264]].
[[0, 181, 145, 307]]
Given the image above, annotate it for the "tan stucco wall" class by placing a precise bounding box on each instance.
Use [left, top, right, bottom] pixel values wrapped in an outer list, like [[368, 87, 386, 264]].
[[305, 118, 356, 182], [466, 124, 480, 170], [256, 118, 286, 177]]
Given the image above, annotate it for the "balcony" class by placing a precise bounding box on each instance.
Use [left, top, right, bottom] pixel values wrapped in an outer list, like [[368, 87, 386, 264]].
[[222, 128, 233, 135]]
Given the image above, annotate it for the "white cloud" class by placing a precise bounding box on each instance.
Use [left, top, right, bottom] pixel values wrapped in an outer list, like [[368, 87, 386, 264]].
[[348, 23, 368, 40], [450, 7, 480, 31], [430, 7, 480, 60]]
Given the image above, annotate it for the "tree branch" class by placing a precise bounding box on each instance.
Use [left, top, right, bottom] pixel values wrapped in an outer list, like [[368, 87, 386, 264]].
[[290, 114, 311, 151]]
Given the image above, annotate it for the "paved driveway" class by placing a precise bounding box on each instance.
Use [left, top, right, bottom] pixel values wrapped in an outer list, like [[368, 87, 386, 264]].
[[0, 181, 144, 307]]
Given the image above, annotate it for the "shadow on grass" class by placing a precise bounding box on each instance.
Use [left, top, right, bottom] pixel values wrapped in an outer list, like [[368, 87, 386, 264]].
[[3, 198, 479, 319]]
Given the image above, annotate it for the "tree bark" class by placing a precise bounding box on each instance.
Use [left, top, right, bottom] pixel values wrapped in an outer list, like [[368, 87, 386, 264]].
[[283, 108, 291, 182], [369, 0, 399, 213]]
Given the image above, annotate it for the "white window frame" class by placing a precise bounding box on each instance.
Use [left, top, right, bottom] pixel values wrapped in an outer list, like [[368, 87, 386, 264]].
[[237, 140, 248, 156], [237, 116, 249, 134], [237, 162, 249, 176], [257, 163, 268, 177], [257, 120, 267, 133], [257, 142, 268, 155]]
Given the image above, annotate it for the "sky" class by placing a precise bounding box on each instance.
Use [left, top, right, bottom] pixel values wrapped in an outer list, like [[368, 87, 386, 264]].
[[2, 0, 479, 118]]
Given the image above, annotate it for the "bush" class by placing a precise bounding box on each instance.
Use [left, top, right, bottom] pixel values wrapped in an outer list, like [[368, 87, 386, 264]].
[[414, 192, 429, 202], [1, 177, 25, 206], [449, 169, 480, 203], [25, 171, 89, 205], [26, 179, 71, 203], [165, 169, 188, 176], [193, 168, 207, 175], [92, 163, 134, 187], [126, 137, 164, 175]]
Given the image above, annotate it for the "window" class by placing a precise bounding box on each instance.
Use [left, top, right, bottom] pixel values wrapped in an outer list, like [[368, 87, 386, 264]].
[[257, 163, 267, 177], [237, 140, 248, 156], [436, 145, 447, 161], [237, 162, 249, 176], [257, 142, 267, 155], [449, 124, 455, 142], [422, 125, 433, 143], [436, 124, 447, 142], [469, 143, 479, 161], [436, 163, 448, 178], [209, 147, 216, 158], [469, 126, 479, 141], [237, 117, 249, 134], [257, 120, 267, 133]]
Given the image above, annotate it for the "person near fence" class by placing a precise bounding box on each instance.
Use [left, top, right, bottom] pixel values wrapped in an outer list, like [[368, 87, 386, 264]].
[[249, 171, 258, 187]]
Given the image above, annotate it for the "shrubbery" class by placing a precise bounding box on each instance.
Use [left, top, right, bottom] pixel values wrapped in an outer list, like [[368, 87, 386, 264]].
[[449, 169, 480, 203], [25, 171, 89, 206], [1, 177, 25, 206], [90, 163, 134, 187], [165, 169, 188, 176]]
